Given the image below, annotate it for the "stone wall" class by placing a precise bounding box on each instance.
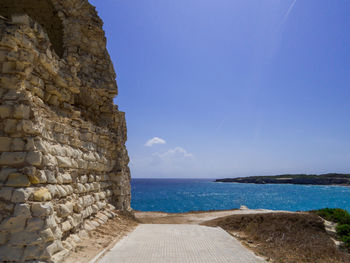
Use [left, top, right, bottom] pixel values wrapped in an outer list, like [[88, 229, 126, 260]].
[[0, 1, 131, 262]]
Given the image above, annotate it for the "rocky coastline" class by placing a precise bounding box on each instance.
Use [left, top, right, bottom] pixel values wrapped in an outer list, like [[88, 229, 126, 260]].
[[215, 173, 350, 185]]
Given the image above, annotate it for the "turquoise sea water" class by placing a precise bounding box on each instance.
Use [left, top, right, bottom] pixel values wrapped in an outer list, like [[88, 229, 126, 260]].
[[131, 178, 350, 213]]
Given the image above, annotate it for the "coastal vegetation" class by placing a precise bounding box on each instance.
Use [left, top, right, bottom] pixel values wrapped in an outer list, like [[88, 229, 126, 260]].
[[202, 212, 350, 263], [215, 173, 350, 185], [313, 208, 350, 249]]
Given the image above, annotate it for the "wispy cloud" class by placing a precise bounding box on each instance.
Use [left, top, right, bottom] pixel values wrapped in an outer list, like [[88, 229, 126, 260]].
[[153, 147, 194, 160], [145, 137, 166, 147], [282, 0, 297, 24], [216, 117, 228, 132]]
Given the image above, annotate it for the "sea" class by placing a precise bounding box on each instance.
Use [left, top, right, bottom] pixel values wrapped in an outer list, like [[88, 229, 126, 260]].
[[131, 178, 350, 213]]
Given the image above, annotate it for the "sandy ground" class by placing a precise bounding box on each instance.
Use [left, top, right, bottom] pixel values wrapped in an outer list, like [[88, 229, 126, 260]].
[[134, 208, 290, 224]]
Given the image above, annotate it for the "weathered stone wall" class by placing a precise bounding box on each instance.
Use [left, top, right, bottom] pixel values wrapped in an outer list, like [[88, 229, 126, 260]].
[[0, 1, 131, 262]]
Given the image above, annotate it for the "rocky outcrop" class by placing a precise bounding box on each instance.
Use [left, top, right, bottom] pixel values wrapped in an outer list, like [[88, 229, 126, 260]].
[[0, 1, 131, 262]]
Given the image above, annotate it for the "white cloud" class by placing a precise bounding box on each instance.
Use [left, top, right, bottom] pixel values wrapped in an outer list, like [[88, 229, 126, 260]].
[[153, 147, 194, 160], [282, 0, 297, 24], [145, 137, 166, 147]]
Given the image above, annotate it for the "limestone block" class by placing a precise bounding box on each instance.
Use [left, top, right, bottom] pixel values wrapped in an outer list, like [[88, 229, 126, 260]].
[[11, 14, 32, 25], [25, 137, 36, 151], [77, 159, 88, 169], [62, 240, 74, 251], [13, 104, 30, 119], [107, 204, 116, 211], [56, 173, 63, 184], [4, 119, 17, 134], [93, 182, 100, 191], [83, 220, 95, 231], [0, 215, 27, 231], [14, 203, 31, 218], [88, 174, 94, 183], [0, 152, 26, 166], [47, 185, 58, 198], [64, 185, 74, 195], [33, 188, 52, 202], [96, 201, 106, 210], [26, 151, 43, 166], [26, 217, 45, 231], [52, 227, 63, 241], [50, 248, 70, 263], [61, 220, 72, 232], [93, 193, 100, 201], [0, 187, 12, 201], [75, 183, 85, 193], [40, 240, 65, 260], [23, 244, 43, 261], [73, 203, 83, 213], [18, 119, 41, 134], [2, 61, 16, 73], [29, 170, 47, 184], [56, 185, 67, 197], [9, 230, 43, 245], [22, 166, 36, 179], [45, 215, 58, 229], [34, 138, 48, 152], [46, 170, 57, 184], [83, 195, 94, 207], [0, 137, 11, 151], [70, 214, 82, 228], [6, 173, 31, 187], [57, 203, 73, 218], [0, 245, 24, 261], [0, 168, 17, 183], [103, 211, 115, 219], [0, 105, 12, 118], [84, 183, 91, 192], [46, 85, 61, 98], [11, 138, 25, 151], [91, 204, 99, 213], [0, 76, 21, 90], [11, 188, 33, 203], [71, 159, 79, 169], [40, 228, 55, 242], [43, 154, 58, 167], [80, 175, 88, 183], [32, 202, 53, 217], [0, 231, 9, 245], [56, 156, 72, 168]]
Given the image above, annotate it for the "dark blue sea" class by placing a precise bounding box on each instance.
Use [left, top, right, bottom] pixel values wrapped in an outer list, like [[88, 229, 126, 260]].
[[131, 178, 350, 213]]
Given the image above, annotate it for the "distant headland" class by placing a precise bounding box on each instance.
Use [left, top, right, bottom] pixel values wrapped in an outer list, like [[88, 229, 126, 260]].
[[215, 173, 350, 185]]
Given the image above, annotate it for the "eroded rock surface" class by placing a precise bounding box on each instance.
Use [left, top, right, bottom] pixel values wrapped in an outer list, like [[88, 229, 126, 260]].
[[0, 1, 131, 262]]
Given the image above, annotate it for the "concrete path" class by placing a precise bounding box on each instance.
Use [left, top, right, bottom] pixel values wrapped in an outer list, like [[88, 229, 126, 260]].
[[99, 224, 265, 263]]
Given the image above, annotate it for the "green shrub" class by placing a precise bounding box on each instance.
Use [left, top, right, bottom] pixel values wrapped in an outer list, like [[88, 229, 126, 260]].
[[341, 235, 350, 248], [313, 208, 350, 250], [313, 208, 350, 225], [336, 224, 350, 236]]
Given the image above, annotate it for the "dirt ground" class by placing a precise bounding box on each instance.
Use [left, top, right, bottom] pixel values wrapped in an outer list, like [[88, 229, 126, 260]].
[[134, 208, 289, 224], [202, 212, 350, 263], [63, 211, 138, 263]]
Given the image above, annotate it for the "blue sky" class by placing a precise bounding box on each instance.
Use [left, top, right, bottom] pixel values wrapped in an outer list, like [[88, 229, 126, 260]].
[[90, 0, 350, 178]]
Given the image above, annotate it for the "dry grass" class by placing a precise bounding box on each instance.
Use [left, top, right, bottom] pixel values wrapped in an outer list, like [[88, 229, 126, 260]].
[[202, 212, 350, 263]]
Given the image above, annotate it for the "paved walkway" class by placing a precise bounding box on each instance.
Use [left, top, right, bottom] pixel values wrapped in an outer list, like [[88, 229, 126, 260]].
[[99, 224, 265, 263]]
